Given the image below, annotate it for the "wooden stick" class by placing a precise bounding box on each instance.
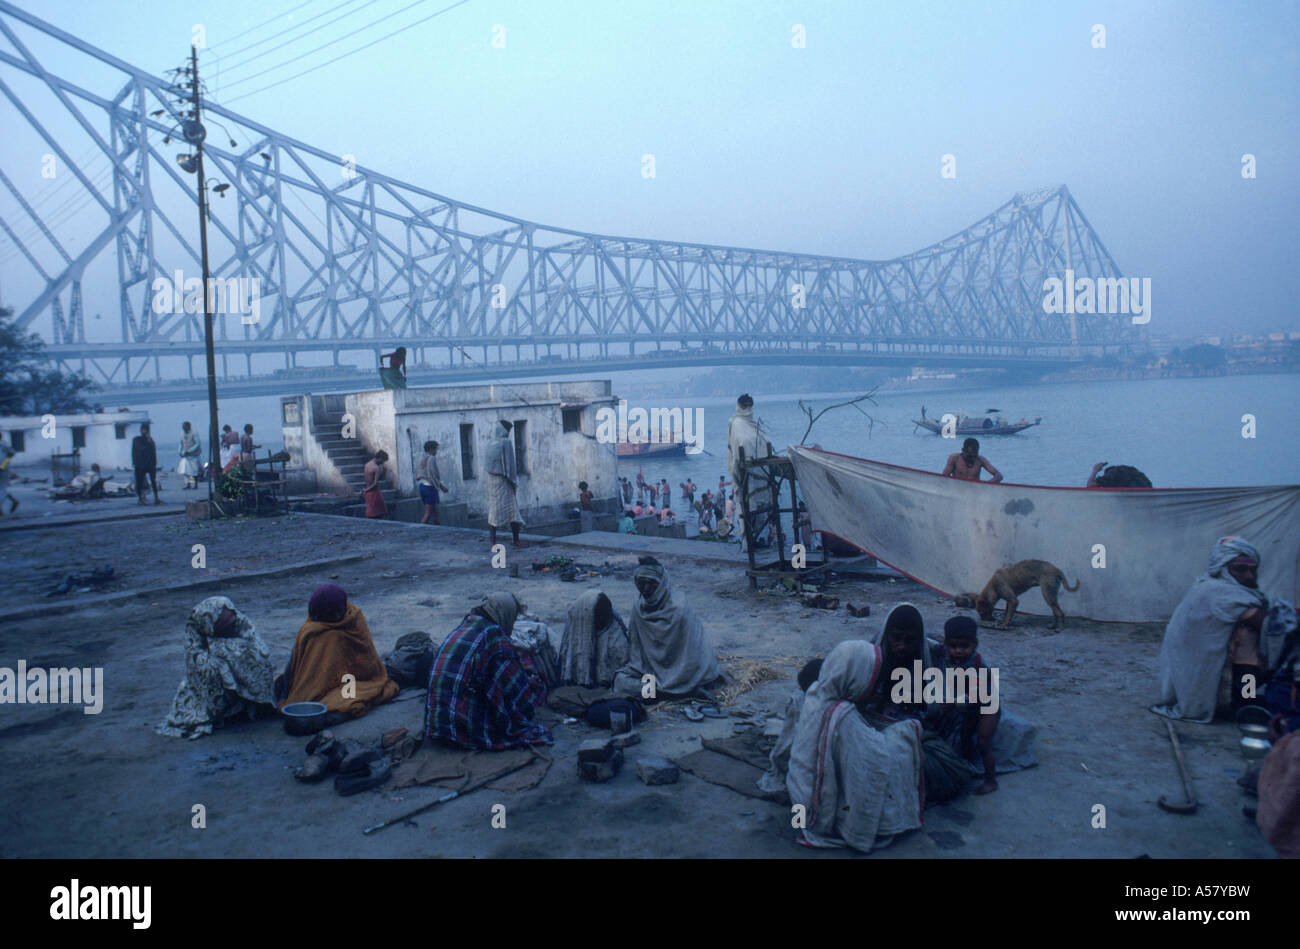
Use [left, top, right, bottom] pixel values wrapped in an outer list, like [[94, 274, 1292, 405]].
[[362, 756, 539, 835]]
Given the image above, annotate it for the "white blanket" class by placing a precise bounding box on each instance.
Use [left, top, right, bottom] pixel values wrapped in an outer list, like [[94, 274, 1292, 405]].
[[788, 445, 1300, 623]]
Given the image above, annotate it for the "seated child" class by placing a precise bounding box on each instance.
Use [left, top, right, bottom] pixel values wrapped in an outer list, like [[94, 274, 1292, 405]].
[[934, 615, 1038, 792]]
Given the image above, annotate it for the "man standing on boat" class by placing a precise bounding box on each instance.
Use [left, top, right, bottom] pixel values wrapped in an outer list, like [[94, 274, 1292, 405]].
[[728, 393, 774, 552], [942, 437, 1003, 483]]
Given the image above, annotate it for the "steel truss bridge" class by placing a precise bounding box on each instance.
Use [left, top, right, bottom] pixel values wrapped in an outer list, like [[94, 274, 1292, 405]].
[[0, 1, 1143, 403]]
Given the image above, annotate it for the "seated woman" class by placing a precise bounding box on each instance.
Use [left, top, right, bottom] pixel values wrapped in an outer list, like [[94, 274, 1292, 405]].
[[787, 640, 924, 853], [156, 596, 277, 739], [868, 603, 976, 803], [558, 590, 630, 689], [612, 557, 722, 700], [425, 592, 553, 750], [275, 584, 399, 719]]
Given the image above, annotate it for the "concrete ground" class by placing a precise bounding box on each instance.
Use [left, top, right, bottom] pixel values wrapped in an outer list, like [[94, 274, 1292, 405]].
[[0, 503, 1275, 859]]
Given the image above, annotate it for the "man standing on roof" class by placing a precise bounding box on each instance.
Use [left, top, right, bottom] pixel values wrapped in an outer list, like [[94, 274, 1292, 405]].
[[942, 437, 1003, 483]]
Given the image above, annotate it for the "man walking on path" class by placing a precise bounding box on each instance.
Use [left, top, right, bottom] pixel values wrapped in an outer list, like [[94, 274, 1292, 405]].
[[486, 420, 527, 549], [132, 422, 162, 505], [417, 441, 449, 525]]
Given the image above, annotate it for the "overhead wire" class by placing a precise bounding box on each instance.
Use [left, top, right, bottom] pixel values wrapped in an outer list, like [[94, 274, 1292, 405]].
[[209, 0, 318, 51], [220, 0, 471, 105], [215, 0, 368, 65], [218, 0, 381, 77]]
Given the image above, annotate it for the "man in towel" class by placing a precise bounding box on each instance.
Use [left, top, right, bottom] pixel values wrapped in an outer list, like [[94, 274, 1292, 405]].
[[612, 556, 722, 700], [558, 590, 630, 689], [727, 394, 774, 553], [1151, 536, 1289, 723], [362, 450, 393, 519], [425, 592, 553, 750], [275, 584, 399, 719], [787, 640, 924, 853], [486, 420, 526, 548]]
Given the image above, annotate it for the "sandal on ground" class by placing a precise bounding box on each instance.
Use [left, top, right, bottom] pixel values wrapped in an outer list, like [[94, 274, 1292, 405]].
[[334, 756, 392, 796], [294, 754, 332, 783], [683, 706, 704, 722], [699, 705, 727, 719]]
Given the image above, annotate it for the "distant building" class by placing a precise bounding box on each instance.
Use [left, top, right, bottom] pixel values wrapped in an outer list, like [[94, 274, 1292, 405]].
[[1, 409, 150, 470], [281, 380, 619, 522]]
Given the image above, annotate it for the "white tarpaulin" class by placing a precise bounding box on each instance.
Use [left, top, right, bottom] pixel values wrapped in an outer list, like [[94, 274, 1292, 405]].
[[788, 445, 1300, 623]]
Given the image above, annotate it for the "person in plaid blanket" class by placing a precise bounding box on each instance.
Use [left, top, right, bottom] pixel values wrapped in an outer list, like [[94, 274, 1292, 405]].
[[424, 592, 553, 750]]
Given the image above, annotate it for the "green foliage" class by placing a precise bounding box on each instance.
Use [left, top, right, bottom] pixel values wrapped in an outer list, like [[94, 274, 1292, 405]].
[[0, 306, 97, 414], [216, 469, 247, 499]]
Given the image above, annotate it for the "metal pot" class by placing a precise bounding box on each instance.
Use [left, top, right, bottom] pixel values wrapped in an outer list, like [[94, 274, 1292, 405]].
[[1239, 723, 1272, 760], [281, 701, 329, 736]]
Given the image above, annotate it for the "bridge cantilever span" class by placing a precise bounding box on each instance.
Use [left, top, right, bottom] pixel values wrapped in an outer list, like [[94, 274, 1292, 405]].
[[0, 0, 1143, 394]]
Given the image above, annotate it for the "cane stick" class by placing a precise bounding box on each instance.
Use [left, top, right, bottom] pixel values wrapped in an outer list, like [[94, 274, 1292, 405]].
[[362, 755, 539, 835], [1156, 719, 1197, 815]]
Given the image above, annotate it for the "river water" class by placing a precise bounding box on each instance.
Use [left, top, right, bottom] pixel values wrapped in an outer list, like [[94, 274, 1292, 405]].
[[139, 373, 1299, 495]]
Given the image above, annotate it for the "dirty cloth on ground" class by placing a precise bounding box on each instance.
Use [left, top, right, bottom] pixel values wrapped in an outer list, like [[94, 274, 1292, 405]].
[[156, 596, 276, 739], [758, 690, 804, 794], [391, 743, 551, 793], [611, 561, 721, 698], [788, 446, 1300, 622], [276, 602, 399, 717], [1151, 538, 1270, 723], [1257, 730, 1300, 858], [558, 590, 630, 688], [677, 731, 784, 803], [786, 639, 924, 853]]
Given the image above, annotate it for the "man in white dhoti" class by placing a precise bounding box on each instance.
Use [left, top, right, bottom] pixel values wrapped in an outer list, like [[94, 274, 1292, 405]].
[[486, 420, 526, 548], [1150, 536, 1278, 723], [726, 394, 774, 553]]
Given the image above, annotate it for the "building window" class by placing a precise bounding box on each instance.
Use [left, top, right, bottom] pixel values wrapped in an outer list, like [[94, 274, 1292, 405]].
[[71, 426, 86, 449], [459, 424, 476, 480], [513, 420, 528, 475], [115, 423, 127, 439], [9, 431, 24, 452], [562, 407, 583, 433], [282, 400, 301, 426]]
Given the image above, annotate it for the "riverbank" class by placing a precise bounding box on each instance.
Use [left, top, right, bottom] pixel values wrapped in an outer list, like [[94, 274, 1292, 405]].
[[0, 510, 1273, 858]]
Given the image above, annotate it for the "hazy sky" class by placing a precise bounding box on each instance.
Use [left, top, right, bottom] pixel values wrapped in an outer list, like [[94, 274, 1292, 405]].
[[2, 0, 1298, 339]]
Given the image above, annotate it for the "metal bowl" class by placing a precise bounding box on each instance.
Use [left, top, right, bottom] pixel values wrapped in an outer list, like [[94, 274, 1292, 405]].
[[1239, 722, 1272, 760], [281, 701, 329, 736]]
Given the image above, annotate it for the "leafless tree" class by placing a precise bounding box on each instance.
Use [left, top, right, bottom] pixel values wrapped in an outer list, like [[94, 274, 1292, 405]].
[[798, 390, 880, 445]]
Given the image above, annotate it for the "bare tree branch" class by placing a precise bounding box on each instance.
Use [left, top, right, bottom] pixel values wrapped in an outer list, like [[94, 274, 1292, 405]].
[[798, 390, 880, 445]]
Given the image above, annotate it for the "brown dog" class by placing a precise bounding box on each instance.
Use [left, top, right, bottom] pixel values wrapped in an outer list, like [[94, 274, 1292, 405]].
[[955, 559, 1080, 630]]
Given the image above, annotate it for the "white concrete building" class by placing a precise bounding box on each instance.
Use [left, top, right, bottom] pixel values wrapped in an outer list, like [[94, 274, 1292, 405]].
[[281, 380, 619, 521], [1, 410, 151, 471]]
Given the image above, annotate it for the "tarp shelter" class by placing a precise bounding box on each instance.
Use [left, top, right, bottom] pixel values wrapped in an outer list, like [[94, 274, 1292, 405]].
[[788, 445, 1300, 623]]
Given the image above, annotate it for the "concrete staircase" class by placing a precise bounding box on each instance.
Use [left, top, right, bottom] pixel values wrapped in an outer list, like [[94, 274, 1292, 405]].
[[311, 407, 400, 505]]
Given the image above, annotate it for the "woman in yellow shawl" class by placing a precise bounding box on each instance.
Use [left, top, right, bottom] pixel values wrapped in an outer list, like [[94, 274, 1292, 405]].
[[275, 584, 399, 719]]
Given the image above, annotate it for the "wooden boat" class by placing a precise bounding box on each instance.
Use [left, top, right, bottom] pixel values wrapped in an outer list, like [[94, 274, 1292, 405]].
[[914, 412, 1041, 435], [616, 440, 687, 459]]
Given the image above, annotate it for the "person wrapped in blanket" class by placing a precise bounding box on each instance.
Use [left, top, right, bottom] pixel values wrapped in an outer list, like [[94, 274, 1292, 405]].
[[274, 583, 399, 721], [558, 590, 630, 689], [1150, 536, 1299, 723], [610, 556, 723, 700], [786, 640, 924, 853], [156, 596, 277, 739], [424, 592, 553, 750], [864, 604, 1035, 803]]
